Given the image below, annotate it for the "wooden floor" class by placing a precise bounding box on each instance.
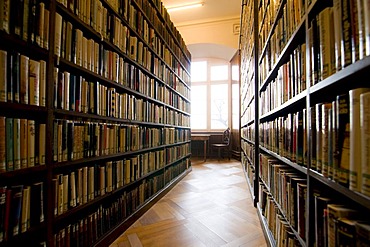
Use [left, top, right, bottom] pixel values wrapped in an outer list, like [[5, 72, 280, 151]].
[[110, 158, 267, 247]]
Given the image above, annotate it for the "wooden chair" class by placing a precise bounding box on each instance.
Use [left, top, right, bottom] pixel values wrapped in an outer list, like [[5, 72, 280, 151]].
[[212, 128, 231, 160]]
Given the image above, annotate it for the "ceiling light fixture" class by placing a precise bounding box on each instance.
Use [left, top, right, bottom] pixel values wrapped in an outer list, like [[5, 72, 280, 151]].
[[167, 2, 204, 12]]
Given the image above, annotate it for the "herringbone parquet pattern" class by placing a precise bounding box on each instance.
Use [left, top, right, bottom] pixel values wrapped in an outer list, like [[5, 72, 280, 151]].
[[110, 158, 267, 247]]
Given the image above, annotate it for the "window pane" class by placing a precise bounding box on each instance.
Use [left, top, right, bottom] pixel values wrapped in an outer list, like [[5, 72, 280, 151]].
[[191, 61, 207, 82], [191, 85, 207, 129], [211, 65, 228, 81], [211, 84, 228, 129], [232, 65, 239, 81], [232, 84, 239, 129]]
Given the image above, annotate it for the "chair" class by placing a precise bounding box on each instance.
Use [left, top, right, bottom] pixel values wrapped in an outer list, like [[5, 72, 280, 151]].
[[212, 127, 231, 161]]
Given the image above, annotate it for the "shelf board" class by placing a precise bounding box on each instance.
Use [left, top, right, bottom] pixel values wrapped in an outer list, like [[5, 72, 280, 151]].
[[309, 170, 370, 210], [241, 137, 255, 146], [309, 56, 370, 95], [259, 89, 307, 122], [256, 204, 277, 247], [0, 165, 47, 181], [0, 102, 47, 116], [54, 109, 166, 127], [259, 146, 308, 175]]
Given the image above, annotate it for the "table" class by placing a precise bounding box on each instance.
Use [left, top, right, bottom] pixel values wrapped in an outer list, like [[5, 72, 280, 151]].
[[191, 134, 211, 161]]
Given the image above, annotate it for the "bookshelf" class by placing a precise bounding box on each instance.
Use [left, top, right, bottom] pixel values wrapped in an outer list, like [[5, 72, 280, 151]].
[[0, 0, 191, 246], [240, 0, 370, 246]]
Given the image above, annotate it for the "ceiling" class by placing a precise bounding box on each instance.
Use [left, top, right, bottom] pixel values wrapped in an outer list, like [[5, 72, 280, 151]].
[[161, 0, 242, 26]]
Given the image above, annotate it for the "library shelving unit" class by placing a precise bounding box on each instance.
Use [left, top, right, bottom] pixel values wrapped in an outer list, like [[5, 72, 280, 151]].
[[0, 0, 191, 246], [240, 0, 370, 246]]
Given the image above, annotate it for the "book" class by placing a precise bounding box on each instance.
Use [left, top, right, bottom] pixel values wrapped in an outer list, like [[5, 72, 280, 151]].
[[327, 204, 358, 247], [314, 195, 332, 247], [54, 12, 63, 57], [0, 117, 6, 173], [39, 60, 46, 107], [13, 118, 20, 170], [22, 0, 29, 41], [341, 0, 353, 68], [361, 92, 370, 196], [5, 118, 13, 171], [0, 50, 6, 102], [30, 182, 44, 226], [11, 51, 20, 103], [38, 123, 45, 165], [10, 0, 24, 37], [333, 0, 343, 71], [20, 119, 28, 169], [297, 181, 307, 240], [355, 222, 370, 246], [43, 8, 49, 50], [349, 88, 370, 192], [27, 120, 35, 167], [334, 94, 350, 187], [316, 103, 323, 172], [20, 186, 30, 233], [337, 218, 357, 247], [319, 7, 335, 81], [322, 103, 332, 177], [0, 186, 6, 242], [20, 55, 29, 104], [6, 50, 12, 102], [29, 59, 40, 106], [10, 184, 23, 236], [0, 0, 10, 33]]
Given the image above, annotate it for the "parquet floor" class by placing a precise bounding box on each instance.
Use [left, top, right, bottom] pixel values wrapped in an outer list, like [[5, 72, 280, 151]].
[[110, 158, 267, 247]]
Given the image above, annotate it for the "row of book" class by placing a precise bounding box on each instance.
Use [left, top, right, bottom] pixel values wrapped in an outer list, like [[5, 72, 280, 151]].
[[53, 177, 161, 247], [258, 0, 304, 84], [314, 193, 370, 247], [241, 139, 255, 165], [0, 0, 50, 49], [260, 44, 306, 115], [0, 117, 45, 173], [259, 87, 370, 197], [241, 124, 255, 142], [259, 153, 307, 239], [53, 68, 189, 119], [52, 154, 163, 216], [53, 158, 188, 246], [55, 0, 191, 86], [258, 0, 304, 60], [241, 100, 255, 127], [0, 182, 44, 243], [0, 50, 47, 106], [56, 13, 191, 99], [52, 119, 190, 163], [259, 178, 306, 246]]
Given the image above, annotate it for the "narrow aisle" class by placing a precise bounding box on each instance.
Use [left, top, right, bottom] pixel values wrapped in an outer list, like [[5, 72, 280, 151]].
[[110, 158, 267, 247]]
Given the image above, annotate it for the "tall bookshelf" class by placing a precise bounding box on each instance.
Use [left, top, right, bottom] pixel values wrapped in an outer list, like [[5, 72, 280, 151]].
[[240, 0, 370, 246], [0, 0, 191, 246]]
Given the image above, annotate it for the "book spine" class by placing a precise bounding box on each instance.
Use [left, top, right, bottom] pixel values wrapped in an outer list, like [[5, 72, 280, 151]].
[[361, 92, 370, 196], [5, 118, 13, 171], [39, 60, 46, 107], [22, 0, 29, 41], [13, 118, 21, 170], [349, 88, 370, 191], [27, 120, 35, 167], [54, 12, 63, 56], [38, 123, 46, 165], [0, 117, 5, 173], [20, 119, 28, 169], [12, 52, 20, 103], [20, 55, 29, 104], [10, 185, 23, 237], [29, 59, 40, 106], [0, 50, 7, 102]]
